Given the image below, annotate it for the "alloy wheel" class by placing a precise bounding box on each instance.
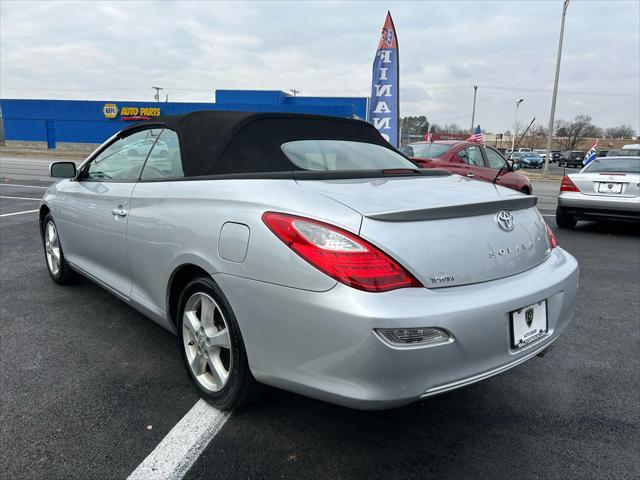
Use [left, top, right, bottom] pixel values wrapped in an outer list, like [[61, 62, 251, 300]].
[[182, 292, 233, 392], [44, 221, 61, 276]]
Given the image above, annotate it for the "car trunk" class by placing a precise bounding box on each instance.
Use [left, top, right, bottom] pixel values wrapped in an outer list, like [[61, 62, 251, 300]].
[[569, 172, 640, 198], [297, 175, 551, 288]]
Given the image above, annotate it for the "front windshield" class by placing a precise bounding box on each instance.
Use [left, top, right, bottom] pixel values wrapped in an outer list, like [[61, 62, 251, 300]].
[[281, 140, 416, 171], [525, 153, 541, 159], [404, 143, 451, 158], [583, 157, 640, 174]]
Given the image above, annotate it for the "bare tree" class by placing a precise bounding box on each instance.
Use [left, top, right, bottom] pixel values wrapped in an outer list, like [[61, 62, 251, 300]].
[[604, 125, 636, 139], [526, 124, 549, 149], [554, 115, 602, 151], [512, 119, 523, 143]]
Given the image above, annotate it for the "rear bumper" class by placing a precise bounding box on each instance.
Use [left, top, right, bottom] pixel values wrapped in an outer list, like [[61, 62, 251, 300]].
[[213, 247, 579, 410], [558, 193, 640, 220]]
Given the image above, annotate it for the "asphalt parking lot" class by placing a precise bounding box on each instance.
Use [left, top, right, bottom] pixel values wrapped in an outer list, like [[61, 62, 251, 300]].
[[1, 156, 638, 479]]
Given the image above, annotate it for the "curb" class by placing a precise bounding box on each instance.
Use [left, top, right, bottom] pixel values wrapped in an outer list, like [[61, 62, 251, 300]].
[[0, 149, 89, 161]]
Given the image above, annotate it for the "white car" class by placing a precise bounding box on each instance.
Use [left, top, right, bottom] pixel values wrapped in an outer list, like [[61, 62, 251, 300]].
[[534, 149, 547, 160], [556, 156, 640, 228]]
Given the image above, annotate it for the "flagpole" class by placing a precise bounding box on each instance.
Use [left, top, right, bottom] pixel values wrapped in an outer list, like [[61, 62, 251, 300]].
[[543, 0, 570, 178], [470, 85, 478, 133]]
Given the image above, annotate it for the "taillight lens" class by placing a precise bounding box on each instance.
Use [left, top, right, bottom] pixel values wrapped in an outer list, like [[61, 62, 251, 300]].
[[560, 175, 579, 192], [546, 224, 558, 249], [262, 212, 422, 292]]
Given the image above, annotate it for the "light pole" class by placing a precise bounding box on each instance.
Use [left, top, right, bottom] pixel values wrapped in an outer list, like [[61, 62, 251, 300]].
[[543, 0, 570, 177], [511, 98, 524, 153], [470, 85, 478, 132], [152, 86, 163, 103]]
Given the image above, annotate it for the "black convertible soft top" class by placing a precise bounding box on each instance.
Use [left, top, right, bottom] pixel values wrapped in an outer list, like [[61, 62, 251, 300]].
[[118, 110, 396, 178]]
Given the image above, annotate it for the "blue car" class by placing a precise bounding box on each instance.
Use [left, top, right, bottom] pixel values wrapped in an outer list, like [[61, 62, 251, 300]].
[[519, 152, 544, 169]]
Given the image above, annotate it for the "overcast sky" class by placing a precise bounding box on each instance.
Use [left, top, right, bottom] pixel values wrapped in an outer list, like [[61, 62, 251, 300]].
[[1, 0, 639, 133]]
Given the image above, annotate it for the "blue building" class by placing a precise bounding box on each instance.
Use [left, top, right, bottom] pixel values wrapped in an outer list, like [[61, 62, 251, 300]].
[[0, 90, 368, 148]]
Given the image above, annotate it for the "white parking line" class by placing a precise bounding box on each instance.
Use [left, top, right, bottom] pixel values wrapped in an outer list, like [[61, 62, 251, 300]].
[[0, 209, 39, 218], [0, 183, 48, 189], [127, 399, 231, 480], [0, 195, 41, 201]]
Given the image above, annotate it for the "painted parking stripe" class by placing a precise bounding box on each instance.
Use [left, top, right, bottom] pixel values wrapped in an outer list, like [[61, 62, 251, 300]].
[[0, 183, 48, 189], [0, 195, 41, 201], [0, 209, 39, 218], [127, 399, 231, 480]]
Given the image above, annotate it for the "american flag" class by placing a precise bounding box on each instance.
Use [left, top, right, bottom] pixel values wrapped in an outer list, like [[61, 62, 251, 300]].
[[583, 139, 598, 166], [467, 125, 484, 144]]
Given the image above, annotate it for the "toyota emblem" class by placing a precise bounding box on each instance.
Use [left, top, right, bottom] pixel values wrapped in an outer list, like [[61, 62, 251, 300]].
[[496, 210, 515, 232]]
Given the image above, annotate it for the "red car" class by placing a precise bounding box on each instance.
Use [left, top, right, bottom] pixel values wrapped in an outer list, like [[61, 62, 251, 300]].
[[401, 141, 533, 194]]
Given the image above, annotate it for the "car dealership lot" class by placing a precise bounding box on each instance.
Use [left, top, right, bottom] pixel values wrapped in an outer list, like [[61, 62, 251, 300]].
[[1, 171, 638, 479]]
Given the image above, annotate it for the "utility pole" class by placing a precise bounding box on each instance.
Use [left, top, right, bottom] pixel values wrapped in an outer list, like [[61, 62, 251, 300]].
[[289, 89, 300, 96], [470, 85, 478, 132], [511, 98, 525, 153], [152, 86, 163, 103], [543, 0, 570, 177]]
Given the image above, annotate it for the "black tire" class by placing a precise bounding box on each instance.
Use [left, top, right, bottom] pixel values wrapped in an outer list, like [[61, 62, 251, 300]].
[[177, 276, 262, 410], [41, 213, 77, 284], [556, 206, 577, 229]]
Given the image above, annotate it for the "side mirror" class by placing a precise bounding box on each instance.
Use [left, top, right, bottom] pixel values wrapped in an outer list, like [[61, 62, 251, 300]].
[[507, 160, 519, 171], [49, 161, 77, 178]]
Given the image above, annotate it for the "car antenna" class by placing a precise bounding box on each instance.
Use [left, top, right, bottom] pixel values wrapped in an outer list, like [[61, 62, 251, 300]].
[[494, 117, 536, 185]]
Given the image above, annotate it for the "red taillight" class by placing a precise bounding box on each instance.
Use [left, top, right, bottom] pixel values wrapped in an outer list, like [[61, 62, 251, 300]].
[[560, 175, 579, 192], [262, 212, 422, 292], [546, 224, 558, 249]]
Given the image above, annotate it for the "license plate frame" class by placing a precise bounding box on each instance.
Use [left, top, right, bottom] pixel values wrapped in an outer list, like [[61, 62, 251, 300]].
[[598, 182, 622, 194], [510, 300, 548, 350]]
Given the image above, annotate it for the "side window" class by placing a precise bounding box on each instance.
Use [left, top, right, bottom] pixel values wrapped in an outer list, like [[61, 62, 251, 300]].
[[85, 129, 161, 181], [140, 129, 184, 180], [485, 148, 507, 170], [400, 145, 414, 157], [461, 146, 484, 167]]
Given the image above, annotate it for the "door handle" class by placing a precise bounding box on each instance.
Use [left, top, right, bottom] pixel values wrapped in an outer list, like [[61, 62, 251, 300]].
[[466, 173, 475, 178], [111, 207, 128, 217]]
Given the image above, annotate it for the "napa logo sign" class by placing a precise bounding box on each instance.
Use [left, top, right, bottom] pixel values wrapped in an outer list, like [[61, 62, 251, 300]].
[[102, 103, 119, 119], [102, 103, 162, 120]]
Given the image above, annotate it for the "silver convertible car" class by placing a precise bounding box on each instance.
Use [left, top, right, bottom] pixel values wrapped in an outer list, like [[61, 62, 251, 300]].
[[41, 112, 579, 410]]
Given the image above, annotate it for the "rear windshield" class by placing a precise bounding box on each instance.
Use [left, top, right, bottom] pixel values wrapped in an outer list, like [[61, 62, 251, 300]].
[[607, 149, 640, 157], [583, 158, 640, 173], [281, 140, 416, 171], [402, 143, 451, 158]]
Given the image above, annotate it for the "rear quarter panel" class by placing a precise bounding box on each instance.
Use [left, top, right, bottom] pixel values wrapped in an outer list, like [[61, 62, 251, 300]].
[[126, 179, 363, 315]]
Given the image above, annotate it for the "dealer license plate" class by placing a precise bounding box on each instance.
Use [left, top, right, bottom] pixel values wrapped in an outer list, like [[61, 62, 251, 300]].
[[511, 301, 548, 349], [598, 182, 622, 194]]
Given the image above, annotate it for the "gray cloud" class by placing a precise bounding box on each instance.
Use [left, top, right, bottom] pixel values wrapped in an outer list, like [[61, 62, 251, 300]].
[[1, 0, 638, 133]]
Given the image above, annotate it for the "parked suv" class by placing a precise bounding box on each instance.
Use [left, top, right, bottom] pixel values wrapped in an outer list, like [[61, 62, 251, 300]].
[[561, 150, 586, 168], [401, 141, 533, 194]]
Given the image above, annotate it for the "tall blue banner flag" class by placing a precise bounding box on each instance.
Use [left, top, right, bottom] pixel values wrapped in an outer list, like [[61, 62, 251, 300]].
[[369, 12, 399, 147]]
